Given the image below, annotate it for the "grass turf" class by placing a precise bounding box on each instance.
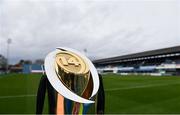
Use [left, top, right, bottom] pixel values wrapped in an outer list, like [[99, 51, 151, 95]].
[[0, 73, 180, 114]]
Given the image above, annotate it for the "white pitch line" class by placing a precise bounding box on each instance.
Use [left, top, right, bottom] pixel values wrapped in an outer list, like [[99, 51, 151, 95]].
[[1, 83, 180, 98], [0, 94, 36, 99], [105, 82, 180, 91]]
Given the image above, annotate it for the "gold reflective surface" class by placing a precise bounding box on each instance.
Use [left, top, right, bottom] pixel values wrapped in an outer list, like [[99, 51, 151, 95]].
[[56, 51, 89, 74], [55, 50, 93, 98]]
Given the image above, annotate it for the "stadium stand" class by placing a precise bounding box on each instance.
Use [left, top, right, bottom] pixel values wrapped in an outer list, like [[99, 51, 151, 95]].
[[93, 46, 180, 76], [23, 64, 44, 74]]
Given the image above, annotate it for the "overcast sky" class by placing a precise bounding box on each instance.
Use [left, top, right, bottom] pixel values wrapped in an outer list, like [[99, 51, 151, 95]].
[[0, 0, 180, 64]]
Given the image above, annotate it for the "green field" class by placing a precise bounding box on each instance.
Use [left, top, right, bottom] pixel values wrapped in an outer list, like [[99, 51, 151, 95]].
[[1, 73, 180, 114]]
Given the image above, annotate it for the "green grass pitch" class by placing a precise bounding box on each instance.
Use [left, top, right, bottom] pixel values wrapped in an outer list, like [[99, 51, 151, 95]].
[[0, 73, 180, 114]]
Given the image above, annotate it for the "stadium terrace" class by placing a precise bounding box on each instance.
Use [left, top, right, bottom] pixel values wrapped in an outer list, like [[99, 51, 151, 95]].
[[93, 46, 180, 76]]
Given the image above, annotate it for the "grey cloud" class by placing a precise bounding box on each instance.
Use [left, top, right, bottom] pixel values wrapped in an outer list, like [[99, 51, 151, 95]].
[[0, 0, 179, 64]]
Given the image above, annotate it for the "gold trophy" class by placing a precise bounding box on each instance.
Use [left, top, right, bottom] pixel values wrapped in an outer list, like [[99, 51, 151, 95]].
[[41, 47, 102, 114]]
